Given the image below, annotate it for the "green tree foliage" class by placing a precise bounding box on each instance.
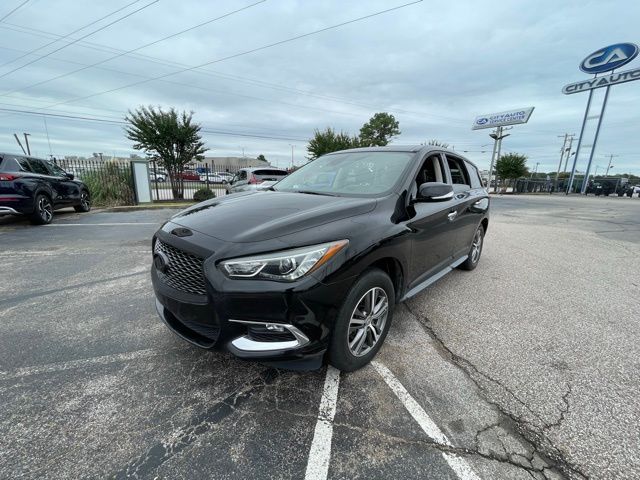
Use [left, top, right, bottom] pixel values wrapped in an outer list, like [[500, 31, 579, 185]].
[[193, 187, 216, 202], [257, 154, 267, 162], [495, 153, 528, 187], [307, 128, 361, 160], [359, 112, 400, 146], [125, 106, 207, 199]]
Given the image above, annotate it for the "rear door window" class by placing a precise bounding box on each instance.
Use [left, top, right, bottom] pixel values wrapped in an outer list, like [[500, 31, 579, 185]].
[[445, 155, 471, 191], [464, 160, 483, 188], [29, 158, 52, 175]]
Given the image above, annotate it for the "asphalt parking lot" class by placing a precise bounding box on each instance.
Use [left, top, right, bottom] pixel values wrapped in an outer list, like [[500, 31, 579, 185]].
[[1, 194, 638, 479]]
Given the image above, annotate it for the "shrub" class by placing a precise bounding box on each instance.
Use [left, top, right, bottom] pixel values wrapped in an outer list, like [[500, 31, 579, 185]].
[[193, 187, 215, 202], [81, 162, 135, 206]]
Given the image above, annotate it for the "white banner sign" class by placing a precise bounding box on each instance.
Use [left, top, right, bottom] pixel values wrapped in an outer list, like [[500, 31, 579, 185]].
[[562, 66, 640, 94], [471, 107, 535, 130]]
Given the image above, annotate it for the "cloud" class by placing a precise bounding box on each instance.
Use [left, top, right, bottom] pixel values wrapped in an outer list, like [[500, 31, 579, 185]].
[[0, 0, 639, 173]]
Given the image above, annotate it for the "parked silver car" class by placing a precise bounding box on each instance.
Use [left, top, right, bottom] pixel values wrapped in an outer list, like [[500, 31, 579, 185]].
[[226, 167, 288, 193]]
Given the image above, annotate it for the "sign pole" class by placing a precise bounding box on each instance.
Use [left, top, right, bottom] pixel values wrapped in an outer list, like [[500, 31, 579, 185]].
[[580, 85, 611, 194], [567, 88, 594, 194], [487, 126, 500, 191], [494, 129, 504, 193]]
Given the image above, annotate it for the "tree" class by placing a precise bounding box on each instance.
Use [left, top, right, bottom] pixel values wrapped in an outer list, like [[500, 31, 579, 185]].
[[307, 127, 360, 160], [125, 106, 207, 198], [428, 139, 449, 148], [495, 153, 528, 192], [359, 112, 400, 146], [257, 154, 267, 162]]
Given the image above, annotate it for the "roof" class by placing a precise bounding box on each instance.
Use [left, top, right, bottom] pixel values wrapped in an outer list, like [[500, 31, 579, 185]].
[[324, 145, 477, 167]]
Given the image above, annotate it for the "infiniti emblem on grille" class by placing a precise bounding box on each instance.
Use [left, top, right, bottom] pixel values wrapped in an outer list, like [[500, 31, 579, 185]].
[[153, 251, 170, 273]]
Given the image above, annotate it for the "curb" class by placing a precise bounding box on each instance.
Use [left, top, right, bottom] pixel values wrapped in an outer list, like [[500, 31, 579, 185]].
[[102, 203, 193, 212]]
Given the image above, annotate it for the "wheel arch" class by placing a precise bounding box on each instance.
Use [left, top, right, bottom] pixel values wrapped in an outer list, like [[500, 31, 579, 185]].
[[365, 257, 404, 303]]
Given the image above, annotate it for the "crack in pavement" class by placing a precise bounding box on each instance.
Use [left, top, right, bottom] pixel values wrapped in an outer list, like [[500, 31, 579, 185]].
[[111, 368, 280, 479], [403, 303, 589, 480]]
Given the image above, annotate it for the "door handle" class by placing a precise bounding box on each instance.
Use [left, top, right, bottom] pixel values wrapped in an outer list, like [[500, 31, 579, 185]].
[[447, 211, 458, 221]]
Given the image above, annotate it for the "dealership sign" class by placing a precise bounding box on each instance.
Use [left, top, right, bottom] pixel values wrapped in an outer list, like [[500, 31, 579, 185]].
[[563, 66, 640, 94], [579, 43, 638, 74], [564, 42, 640, 195], [471, 107, 534, 130]]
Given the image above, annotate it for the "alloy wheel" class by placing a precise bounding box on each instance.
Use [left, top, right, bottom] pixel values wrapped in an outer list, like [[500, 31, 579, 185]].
[[471, 228, 483, 263], [347, 287, 389, 357], [39, 197, 53, 222], [80, 192, 90, 210]]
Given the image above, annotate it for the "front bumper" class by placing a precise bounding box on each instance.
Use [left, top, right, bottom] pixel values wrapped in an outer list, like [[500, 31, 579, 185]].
[[151, 244, 354, 369]]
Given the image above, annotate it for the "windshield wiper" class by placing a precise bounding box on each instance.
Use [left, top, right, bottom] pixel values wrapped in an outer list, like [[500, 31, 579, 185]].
[[294, 190, 338, 197]]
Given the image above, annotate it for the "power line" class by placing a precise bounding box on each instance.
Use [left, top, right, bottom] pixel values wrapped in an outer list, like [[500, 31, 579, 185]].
[[0, 106, 309, 142], [25, 1, 424, 112], [0, 5, 468, 125], [0, 0, 158, 80], [0, 0, 142, 69], [0, 1, 266, 96], [0, 0, 30, 23]]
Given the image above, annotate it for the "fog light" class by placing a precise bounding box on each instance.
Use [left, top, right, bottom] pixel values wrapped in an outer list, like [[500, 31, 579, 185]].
[[266, 323, 286, 332]]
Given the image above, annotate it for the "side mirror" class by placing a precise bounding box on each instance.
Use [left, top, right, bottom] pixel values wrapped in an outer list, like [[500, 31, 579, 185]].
[[65, 172, 74, 180], [417, 182, 453, 201]]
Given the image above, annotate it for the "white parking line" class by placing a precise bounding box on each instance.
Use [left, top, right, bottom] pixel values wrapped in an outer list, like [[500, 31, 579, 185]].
[[372, 361, 482, 480], [44, 222, 157, 226], [304, 365, 341, 480]]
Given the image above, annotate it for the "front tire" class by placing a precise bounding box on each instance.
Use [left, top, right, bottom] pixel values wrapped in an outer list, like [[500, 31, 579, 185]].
[[30, 194, 53, 225], [328, 268, 395, 372], [459, 224, 485, 271], [74, 190, 91, 213]]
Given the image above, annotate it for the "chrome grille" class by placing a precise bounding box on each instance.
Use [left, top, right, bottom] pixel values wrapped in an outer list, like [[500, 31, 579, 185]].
[[154, 240, 207, 295]]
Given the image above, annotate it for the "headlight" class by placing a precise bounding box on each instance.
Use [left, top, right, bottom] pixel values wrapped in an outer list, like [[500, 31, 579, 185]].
[[219, 240, 348, 281]]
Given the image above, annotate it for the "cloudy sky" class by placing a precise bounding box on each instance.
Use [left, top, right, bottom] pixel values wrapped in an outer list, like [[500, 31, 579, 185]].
[[0, 0, 639, 173]]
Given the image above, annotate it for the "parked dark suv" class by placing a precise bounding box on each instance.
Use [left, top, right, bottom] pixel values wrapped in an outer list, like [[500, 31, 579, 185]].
[[0, 153, 91, 224], [151, 146, 489, 371]]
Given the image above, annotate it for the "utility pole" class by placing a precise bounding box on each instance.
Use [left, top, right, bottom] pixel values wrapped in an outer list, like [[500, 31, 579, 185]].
[[554, 133, 575, 193], [290, 144, 295, 169], [23, 132, 31, 155], [562, 136, 574, 174], [604, 154, 618, 176], [13, 133, 26, 154]]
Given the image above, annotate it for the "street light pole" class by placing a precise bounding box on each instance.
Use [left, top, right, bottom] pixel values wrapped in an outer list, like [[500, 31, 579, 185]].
[[604, 154, 618, 176]]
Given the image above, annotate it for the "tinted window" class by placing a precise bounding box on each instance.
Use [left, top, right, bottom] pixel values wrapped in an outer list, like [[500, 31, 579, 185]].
[[464, 160, 483, 188], [46, 160, 67, 176], [0, 156, 32, 172], [446, 155, 470, 187], [239, 170, 247, 180], [253, 169, 287, 177], [29, 159, 51, 175]]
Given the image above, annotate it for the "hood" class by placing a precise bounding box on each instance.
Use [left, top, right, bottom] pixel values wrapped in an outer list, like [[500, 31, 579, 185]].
[[170, 191, 376, 242]]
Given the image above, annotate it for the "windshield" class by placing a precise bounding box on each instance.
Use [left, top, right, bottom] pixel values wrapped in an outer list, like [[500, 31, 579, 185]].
[[274, 151, 414, 196]]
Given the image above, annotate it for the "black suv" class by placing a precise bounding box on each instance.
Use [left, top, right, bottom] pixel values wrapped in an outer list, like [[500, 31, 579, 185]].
[[0, 153, 91, 224], [151, 146, 489, 371]]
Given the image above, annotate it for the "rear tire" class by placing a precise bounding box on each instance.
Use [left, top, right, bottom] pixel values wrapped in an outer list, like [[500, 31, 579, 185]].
[[328, 268, 395, 372], [74, 190, 91, 213], [459, 224, 485, 271], [30, 194, 53, 225]]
